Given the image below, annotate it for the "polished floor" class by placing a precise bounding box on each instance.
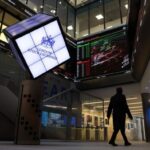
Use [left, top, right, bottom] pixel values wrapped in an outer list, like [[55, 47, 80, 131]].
[[0, 141, 150, 150]]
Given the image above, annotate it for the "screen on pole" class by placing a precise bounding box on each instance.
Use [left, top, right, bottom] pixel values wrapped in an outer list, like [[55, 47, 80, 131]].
[[15, 20, 70, 78]]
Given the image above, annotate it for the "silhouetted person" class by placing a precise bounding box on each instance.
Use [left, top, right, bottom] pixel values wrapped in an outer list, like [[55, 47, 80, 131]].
[[107, 87, 133, 146]]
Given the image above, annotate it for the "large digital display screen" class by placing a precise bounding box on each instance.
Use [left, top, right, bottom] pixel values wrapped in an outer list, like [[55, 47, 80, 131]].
[[15, 20, 70, 78], [76, 27, 130, 79], [41, 111, 76, 127], [91, 30, 129, 76]]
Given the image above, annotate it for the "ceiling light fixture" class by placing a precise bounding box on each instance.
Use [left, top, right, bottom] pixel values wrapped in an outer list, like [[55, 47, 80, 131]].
[[64, 76, 69, 79], [83, 34, 88, 37], [127, 97, 138, 100], [107, 26, 112, 29], [95, 14, 104, 20], [82, 101, 103, 105], [40, 5, 43, 8], [125, 4, 128, 9], [50, 9, 56, 14], [67, 25, 73, 30], [44, 105, 67, 109], [33, 7, 37, 12]]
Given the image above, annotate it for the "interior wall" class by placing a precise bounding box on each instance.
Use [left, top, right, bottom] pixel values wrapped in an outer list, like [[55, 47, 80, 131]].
[[85, 83, 141, 100], [0, 113, 14, 140]]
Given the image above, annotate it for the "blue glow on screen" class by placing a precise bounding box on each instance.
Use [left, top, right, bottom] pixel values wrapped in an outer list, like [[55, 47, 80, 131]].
[[63, 116, 76, 126], [71, 117, 76, 126], [41, 111, 48, 127], [146, 108, 150, 125]]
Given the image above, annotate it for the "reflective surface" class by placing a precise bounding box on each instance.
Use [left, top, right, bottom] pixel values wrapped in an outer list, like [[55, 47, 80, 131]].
[[17, 0, 129, 39]]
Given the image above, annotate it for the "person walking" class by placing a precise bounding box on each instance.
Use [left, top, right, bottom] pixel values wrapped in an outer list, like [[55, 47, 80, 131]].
[[107, 87, 133, 146]]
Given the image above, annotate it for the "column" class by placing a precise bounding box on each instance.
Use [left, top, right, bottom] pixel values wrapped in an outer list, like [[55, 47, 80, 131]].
[[15, 79, 43, 145], [141, 93, 150, 142]]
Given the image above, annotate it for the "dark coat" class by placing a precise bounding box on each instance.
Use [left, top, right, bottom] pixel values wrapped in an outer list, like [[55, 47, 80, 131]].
[[107, 93, 132, 130]]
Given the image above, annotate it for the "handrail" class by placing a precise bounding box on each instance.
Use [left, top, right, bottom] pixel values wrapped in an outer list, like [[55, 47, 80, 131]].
[[43, 87, 75, 103]]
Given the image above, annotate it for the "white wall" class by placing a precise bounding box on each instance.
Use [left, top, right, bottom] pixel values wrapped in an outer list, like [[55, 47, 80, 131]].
[[85, 83, 141, 100]]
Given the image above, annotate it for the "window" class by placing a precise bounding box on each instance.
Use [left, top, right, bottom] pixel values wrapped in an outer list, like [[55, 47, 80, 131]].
[[105, 0, 121, 29], [90, 1, 104, 34], [121, 0, 128, 24], [67, 5, 75, 37], [44, 0, 57, 16], [76, 7, 89, 38], [67, 0, 76, 6], [19, 0, 27, 4], [3, 12, 19, 26], [27, 0, 43, 13], [0, 11, 19, 43], [57, 0, 67, 32]]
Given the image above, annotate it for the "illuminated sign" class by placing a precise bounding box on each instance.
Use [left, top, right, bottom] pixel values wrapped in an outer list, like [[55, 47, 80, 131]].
[[4, 13, 70, 78]]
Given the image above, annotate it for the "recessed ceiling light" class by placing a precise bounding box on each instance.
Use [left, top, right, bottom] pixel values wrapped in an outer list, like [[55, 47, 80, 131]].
[[107, 26, 112, 29], [127, 97, 138, 100], [53, 71, 58, 75], [83, 34, 88, 37], [33, 7, 37, 12], [95, 14, 104, 20], [40, 5, 43, 8], [125, 4, 128, 9], [64, 76, 69, 79], [50, 9, 56, 14], [67, 25, 73, 30], [59, 1, 62, 4]]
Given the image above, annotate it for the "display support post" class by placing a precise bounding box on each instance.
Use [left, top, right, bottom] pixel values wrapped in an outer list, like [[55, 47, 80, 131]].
[[15, 78, 43, 145]]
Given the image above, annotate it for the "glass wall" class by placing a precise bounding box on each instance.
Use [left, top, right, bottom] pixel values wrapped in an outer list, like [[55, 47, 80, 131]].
[[15, 0, 129, 39], [0, 9, 24, 88], [67, 5, 75, 37], [90, 1, 104, 34], [105, 0, 121, 29], [121, 0, 128, 23], [19, 0, 27, 4], [67, 0, 76, 6], [75, 0, 128, 38], [27, 0, 43, 13], [44, 0, 57, 16], [0, 10, 19, 42], [57, 0, 68, 32], [76, 7, 89, 38]]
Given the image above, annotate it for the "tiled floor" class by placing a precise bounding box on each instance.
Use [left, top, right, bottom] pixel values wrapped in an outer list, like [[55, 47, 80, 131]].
[[0, 141, 150, 150]]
